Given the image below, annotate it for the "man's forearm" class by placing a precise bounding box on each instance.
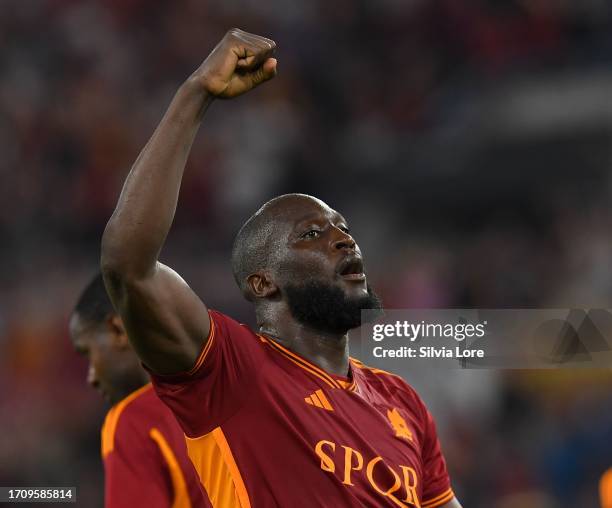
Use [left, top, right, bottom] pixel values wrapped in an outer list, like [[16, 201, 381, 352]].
[[101, 78, 212, 279], [102, 28, 277, 281]]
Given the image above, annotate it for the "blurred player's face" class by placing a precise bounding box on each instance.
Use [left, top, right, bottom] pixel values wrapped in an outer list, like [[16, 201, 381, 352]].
[[271, 196, 382, 333], [69, 313, 147, 405]]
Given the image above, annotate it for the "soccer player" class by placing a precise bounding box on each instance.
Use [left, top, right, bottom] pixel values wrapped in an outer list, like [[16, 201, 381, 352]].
[[69, 274, 210, 508], [100, 28, 462, 508]]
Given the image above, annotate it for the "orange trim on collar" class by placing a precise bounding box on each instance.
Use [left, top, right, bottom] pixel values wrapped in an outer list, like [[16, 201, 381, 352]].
[[262, 337, 340, 389], [259, 335, 360, 391]]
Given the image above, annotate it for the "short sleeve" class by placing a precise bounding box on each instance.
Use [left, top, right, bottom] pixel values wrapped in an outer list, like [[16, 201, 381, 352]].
[[420, 407, 454, 507], [149, 310, 263, 437]]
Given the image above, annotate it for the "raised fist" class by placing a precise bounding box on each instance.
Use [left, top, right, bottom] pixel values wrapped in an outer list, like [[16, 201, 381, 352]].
[[194, 28, 277, 99]]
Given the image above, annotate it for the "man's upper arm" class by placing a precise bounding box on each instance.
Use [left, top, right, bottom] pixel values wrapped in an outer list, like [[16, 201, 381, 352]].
[[103, 261, 210, 374]]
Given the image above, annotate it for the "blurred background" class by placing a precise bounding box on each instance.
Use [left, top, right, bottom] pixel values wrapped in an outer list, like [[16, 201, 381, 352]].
[[1, 0, 612, 506]]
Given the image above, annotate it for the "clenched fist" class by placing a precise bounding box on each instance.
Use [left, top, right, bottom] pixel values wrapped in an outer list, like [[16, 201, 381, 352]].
[[193, 28, 277, 99]]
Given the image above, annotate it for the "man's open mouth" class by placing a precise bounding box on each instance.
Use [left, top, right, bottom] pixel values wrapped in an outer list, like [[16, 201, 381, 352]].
[[337, 256, 366, 280]]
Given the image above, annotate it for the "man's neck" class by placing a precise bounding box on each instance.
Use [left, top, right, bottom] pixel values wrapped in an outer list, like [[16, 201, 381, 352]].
[[113, 368, 151, 405], [260, 322, 351, 378]]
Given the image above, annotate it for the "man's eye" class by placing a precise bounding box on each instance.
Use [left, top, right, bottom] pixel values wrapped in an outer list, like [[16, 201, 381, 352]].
[[338, 226, 350, 234], [302, 230, 320, 239]]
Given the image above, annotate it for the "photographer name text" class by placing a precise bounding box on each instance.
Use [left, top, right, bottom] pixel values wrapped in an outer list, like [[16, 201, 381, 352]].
[[371, 320, 487, 360]]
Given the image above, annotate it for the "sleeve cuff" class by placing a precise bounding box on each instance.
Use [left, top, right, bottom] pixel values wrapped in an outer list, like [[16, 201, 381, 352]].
[[143, 310, 216, 382], [422, 488, 454, 508]]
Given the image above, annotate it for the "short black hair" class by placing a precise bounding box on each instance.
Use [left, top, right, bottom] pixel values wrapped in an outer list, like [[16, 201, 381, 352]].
[[73, 272, 115, 326]]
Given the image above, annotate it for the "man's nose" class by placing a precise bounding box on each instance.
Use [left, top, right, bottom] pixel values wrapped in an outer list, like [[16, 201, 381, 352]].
[[332, 230, 356, 251], [87, 365, 99, 388]]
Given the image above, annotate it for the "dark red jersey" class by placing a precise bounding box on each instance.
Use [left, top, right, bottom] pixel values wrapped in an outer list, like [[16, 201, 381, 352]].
[[101, 383, 210, 508], [151, 310, 454, 508]]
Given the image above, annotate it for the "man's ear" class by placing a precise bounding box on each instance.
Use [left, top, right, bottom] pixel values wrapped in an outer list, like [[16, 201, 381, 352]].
[[245, 271, 279, 300], [107, 314, 130, 349]]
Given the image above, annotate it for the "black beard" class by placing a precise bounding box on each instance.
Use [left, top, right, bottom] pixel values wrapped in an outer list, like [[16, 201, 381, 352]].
[[285, 280, 383, 335]]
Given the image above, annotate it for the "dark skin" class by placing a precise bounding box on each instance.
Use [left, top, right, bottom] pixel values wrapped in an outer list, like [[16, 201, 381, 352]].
[[250, 195, 366, 376], [100, 28, 461, 508], [69, 313, 149, 405]]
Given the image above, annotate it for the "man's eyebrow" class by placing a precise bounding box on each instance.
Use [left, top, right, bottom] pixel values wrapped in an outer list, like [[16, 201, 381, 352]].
[[293, 214, 325, 227], [293, 210, 347, 226], [335, 215, 348, 225], [331, 212, 349, 226]]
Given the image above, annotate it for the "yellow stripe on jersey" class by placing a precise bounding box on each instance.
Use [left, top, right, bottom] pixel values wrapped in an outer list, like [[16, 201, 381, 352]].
[[314, 389, 334, 411], [304, 390, 334, 411], [351, 358, 402, 381], [150, 428, 191, 508], [601, 468, 612, 508], [185, 428, 251, 508], [422, 488, 454, 507], [261, 336, 341, 389], [336, 378, 358, 392], [186, 316, 216, 376], [101, 383, 152, 458]]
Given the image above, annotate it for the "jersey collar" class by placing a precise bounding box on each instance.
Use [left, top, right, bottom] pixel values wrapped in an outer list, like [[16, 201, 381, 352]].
[[258, 334, 359, 392]]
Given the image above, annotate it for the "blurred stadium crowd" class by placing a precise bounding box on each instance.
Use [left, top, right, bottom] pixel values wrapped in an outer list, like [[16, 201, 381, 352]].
[[1, 0, 611, 506]]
